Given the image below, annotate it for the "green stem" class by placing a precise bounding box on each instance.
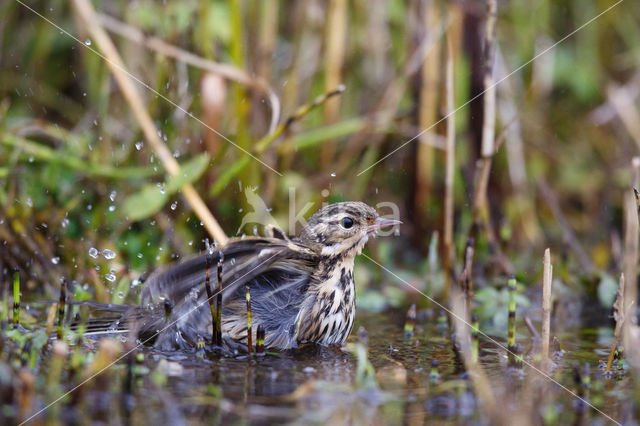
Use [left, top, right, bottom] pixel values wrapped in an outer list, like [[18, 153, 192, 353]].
[[12, 270, 19, 328], [471, 314, 479, 364], [507, 277, 517, 365], [245, 286, 252, 355], [57, 280, 67, 340]]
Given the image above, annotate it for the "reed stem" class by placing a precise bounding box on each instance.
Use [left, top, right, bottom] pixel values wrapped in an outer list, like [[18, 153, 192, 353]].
[[471, 314, 479, 364], [541, 248, 553, 363], [12, 270, 20, 328], [404, 304, 416, 337], [429, 360, 440, 384], [437, 310, 448, 335], [443, 36, 456, 302], [72, 0, 228, 244], [57, 279, 67, 340], [203, 254, 218, 345], [606, 273, 625, 371], [216, 261, 223, 344], [245, 286, 252, 355], [163, 299, 173, 323], [507, 277, 517, 365], [256, 325, 265, 357]]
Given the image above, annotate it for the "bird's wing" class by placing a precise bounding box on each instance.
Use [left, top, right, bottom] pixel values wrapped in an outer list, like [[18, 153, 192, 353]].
[[140, 237, 316, 307]]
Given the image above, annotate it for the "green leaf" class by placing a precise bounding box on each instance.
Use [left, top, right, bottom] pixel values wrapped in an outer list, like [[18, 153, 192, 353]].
[[166, 153, 210, 194], [121, 154, 209, 222], [121, 184, 169, 221], [210, 156, 250, 196]]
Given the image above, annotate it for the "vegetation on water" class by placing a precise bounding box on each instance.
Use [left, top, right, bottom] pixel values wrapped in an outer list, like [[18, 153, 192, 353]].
[[1, 0, 640, 423]]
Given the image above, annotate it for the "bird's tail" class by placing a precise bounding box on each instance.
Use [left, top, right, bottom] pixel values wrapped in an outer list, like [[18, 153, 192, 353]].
[[63, 300, 137, 338]]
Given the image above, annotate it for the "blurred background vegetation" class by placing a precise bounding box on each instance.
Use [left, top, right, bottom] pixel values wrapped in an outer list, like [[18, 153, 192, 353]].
[[1, 0, 639, 320]]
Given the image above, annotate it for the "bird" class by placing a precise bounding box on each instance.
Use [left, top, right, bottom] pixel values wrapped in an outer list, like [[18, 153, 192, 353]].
[[85, 201, 400, 352]]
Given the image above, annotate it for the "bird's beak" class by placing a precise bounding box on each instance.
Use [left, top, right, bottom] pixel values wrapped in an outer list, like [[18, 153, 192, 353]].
[[367, 217, 402, 233]]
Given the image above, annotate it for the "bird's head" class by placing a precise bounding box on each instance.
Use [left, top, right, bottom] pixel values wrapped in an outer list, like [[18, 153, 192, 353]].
[[297, 201, 401, 257]]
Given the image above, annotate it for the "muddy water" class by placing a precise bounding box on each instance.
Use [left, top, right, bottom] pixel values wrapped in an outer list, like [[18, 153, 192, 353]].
[[112, 309, 629, 425]]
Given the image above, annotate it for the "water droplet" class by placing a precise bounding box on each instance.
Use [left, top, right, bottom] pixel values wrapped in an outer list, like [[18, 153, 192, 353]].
[[51, 257, 60, 265], [109, 191, 117, 202], [330, 172, 336, 177], [87, 204, 92, 211], [88, 247, 99, 258], [170, 201, 178, 210], [105, 273, 116, 282], [85, 39, 92, 46], [61, 218, 69, 228], [108, 205, 116, 212], [137, 253, 143, 259], [135, 141, 143, 150], [26, 197, 33, 207], [28, 156, 34, 163], [102, 249, 116, 259], [117, 291, 124, 298]]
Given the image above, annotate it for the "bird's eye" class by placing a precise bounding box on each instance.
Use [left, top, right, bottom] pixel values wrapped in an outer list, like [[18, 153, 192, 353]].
[[341, 217, 354, 229]]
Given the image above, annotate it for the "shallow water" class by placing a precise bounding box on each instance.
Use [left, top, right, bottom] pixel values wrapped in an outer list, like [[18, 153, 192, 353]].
[[83, 308, 630, 425]]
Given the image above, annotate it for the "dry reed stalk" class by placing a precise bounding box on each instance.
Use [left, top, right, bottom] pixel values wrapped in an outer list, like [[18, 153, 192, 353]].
[[450, 289, 498, 421], [541, 248, 553, 363], [45, 303, 57, 336], [73, 0, 228, 245], [47, 340, 68, 389], [606, 273, 624, 372], [95, 13, 280, 134], [537, 179, 595, 273], [443, 36, 455, 301], [85, 338, 122, 379], [460, 239, 475, 313], [622, 158, 640, 351], [258, 0, 278, 81], [201, 73, 227, 157], [88, 269, 109, 303], [495, 48, 541, 244], [607, 84, 640, 151], [467, 0, 502, 271], [480, 0, 497, 158], [321, 0, 348, 166], [335, 14, 449, 176], [591, 72, 640, 125], [18, 369, 35, 423], [415, 1, 442, 219]]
